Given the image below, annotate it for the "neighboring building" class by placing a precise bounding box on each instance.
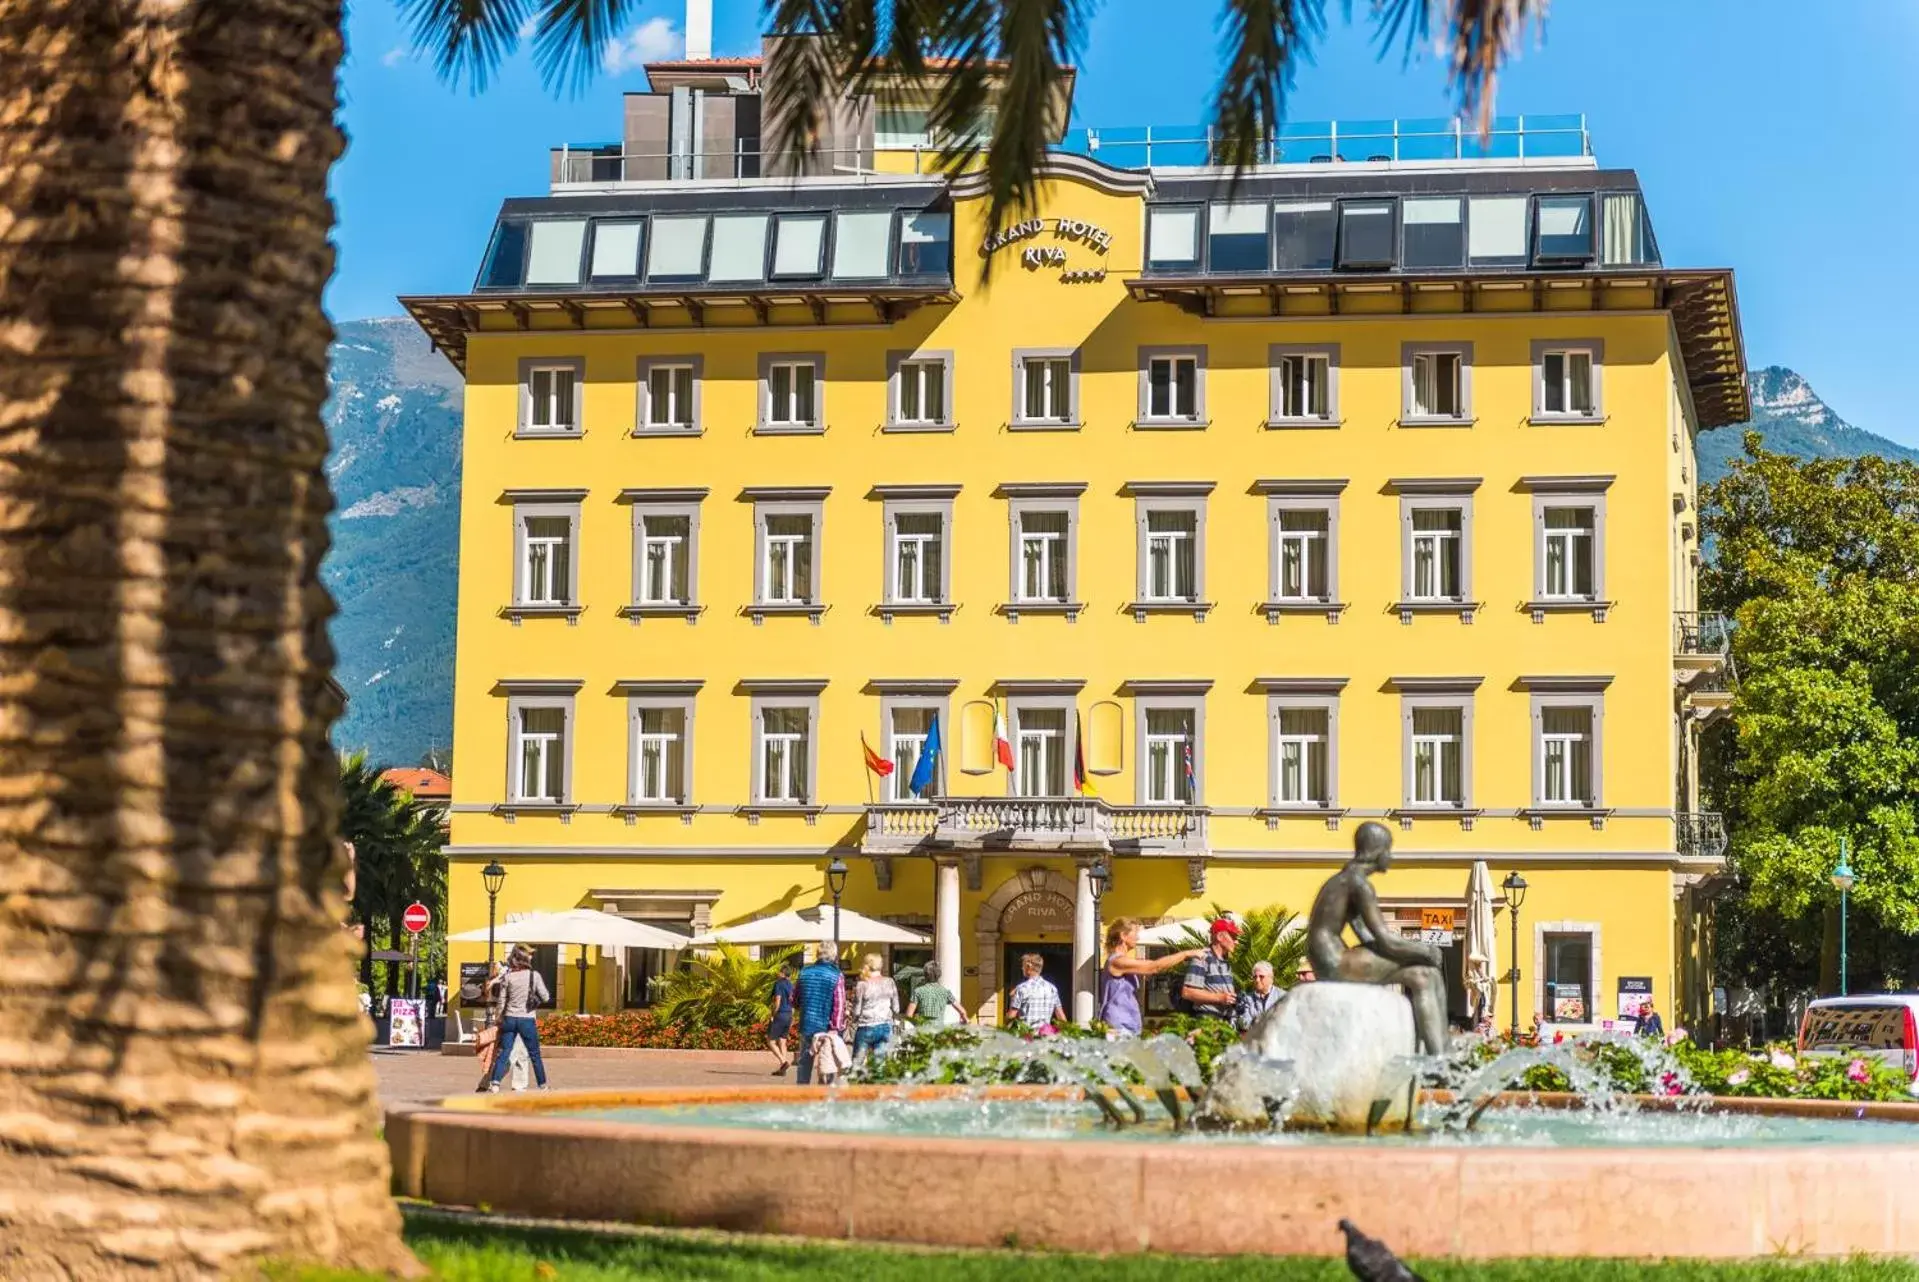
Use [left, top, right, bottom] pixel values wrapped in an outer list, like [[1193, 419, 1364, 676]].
[[381, 766, 453, 811], [404, 41, 1744, 1030]]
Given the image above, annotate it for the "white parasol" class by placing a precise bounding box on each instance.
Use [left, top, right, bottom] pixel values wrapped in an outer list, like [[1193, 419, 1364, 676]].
[[689, 905, 929, 947], [1464, 861, 1498, 1024], [446, 908, 690, 952]]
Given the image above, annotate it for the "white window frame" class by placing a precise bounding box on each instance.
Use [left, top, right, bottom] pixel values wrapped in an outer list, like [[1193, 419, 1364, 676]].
[[1001, 484, 1085, 619], [1256, 679, 1344, 814], [518, 357, 584, 436], [1400, 342, 1474, 425], [506, 490, 583, 619], [1532, 339, 1605, 423], [636, 355, 702, 434], [1268, 343, 1339, 427], [876, 485, 958, 617], [758, 353, 825, 434], [1393, 678, 1481, 819], [746, 487, 829, 622], [745, 681, 825, 810], [619, 680, 700, 809], [1259, 480, 1345, 620], [621, 487, 705, 621], [886, 350, 955, 431], [1523, 477, 1612, 619], [1011, 348, 1080, 429], [1522, 678, 1610, 818], [1136, 345, 1207, 428], [501, 682, 581, 808], [1126, 685, 1209, 808], [1393, 479, 1480, 621], [876, 685, 954, 803], [1005, 696, 1076, 798], [1128, 482, 1212, 617]]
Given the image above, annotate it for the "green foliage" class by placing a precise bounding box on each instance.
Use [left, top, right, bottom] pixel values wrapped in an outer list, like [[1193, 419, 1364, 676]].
[[648, 943, 799, 1031], [341, 749, 447, 990], [1173, 904, 1308, 992], [537, 1010, 771, 1052]]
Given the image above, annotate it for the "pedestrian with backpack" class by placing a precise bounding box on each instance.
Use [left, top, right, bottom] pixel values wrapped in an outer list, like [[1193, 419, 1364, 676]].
[[1179, 917, 1241, 1019]]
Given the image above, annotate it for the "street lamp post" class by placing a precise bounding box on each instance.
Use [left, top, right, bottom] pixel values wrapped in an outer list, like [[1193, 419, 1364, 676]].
[[1501, 871, 1529, 1036], [481, 860, 507, 972], [1088, 858, 1111, 1018], [1832, 839, 1855, 998], [826, 856, 849, 963]]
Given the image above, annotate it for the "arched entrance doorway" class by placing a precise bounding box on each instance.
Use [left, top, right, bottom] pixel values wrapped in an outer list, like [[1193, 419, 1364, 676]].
[[974, 867, 1079, 1026]]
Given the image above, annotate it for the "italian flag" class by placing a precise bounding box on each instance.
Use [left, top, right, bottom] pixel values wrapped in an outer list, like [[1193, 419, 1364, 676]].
[[993, 703, 1016, 774]]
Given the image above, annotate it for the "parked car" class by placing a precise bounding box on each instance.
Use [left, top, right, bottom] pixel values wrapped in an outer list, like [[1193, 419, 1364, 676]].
[[1797, 995, 1919, 1080]]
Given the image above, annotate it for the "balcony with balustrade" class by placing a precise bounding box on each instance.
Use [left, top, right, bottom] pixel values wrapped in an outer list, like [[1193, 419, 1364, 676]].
[[1676, 811, 1728, 861], [1674, 611, 1731, 677], [861, 796, 1208, 856]]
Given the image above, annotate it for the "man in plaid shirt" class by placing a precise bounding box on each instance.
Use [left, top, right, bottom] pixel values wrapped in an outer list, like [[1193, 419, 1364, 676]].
[[1008, 953, 1067, 1031]]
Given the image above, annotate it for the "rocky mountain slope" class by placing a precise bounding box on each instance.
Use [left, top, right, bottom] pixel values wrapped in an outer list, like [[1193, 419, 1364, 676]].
[[1698, 366, 1919, 483]]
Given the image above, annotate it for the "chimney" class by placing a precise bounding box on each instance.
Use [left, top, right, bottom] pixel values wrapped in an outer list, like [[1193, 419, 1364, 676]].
[[685, 0, 713, 61]]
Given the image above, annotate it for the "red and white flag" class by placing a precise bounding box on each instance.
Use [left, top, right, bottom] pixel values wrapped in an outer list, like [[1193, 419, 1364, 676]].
[[993, 703, 1016, 773]]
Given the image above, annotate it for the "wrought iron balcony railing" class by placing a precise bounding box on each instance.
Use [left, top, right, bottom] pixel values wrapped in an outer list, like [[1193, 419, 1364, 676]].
[[1675, 611, 1731, 660], [862, 797, 1207, 854], [1677, 811, 1728, 860]]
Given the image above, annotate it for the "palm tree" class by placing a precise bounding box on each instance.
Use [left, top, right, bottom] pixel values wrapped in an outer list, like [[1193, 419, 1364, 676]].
[[651, 943, 801, 1030], [0, 2, 1530, 1273], [1177, 905, 1311, 991], [341, 752, 449, 996]]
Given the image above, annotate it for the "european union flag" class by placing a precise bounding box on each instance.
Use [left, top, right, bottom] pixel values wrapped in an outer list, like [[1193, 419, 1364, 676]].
[[909, 713, 941, 798]]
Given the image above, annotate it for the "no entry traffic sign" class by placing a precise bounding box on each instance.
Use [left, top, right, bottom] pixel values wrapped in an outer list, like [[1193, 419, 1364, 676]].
[[402, 902, 431, 934]]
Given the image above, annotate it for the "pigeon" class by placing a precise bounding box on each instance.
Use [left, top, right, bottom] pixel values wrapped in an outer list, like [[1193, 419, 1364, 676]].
[[1338, 1219, 1426, 1282]]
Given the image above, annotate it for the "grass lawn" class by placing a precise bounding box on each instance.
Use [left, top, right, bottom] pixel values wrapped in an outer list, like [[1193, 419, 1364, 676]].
[[264, 1212, 1919, 1281]]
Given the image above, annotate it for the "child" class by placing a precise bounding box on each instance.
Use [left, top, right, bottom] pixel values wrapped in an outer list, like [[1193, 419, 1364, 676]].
[[1007, 953, 1067, 1034]]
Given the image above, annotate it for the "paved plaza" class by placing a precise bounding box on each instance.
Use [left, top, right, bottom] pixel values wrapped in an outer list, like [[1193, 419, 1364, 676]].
[[370, 1045, 791, 1105]]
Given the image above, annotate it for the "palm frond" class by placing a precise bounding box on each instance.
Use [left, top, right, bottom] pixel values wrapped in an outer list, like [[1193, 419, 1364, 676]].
[[1374, 0, 1548, 130], [763, 0, 886, 172], [528, 0, 648, 96], [1208, 0, 1326, 169], [399, 0, 536, 93], [968, 0, 1088, 253]]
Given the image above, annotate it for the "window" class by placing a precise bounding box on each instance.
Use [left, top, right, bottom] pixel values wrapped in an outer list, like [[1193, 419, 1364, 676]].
[[707, 214, 769, 282], [887, 705, 935, 801], [1401, 197, 1463, 269], [1467, 195, 1528, 267], [1601, 193, 1650, 266], [1144, 510, 1197, 601], [1014, 351, 1076, 426], [890, 511, 944, 604], [1018, 511, 1070, 602], [1395, 482, 1478, 616], [760, 355, 824, 432], [1409, 508, 1463, 601], [589, 220, 644, 280], [746, 488, 829, 617], [1207, 202, 1268, 272], [1534, 340, 1603, 420], [1526, 482, 1608, 610], [771, 214, 826, 277], [632, 706, 687, 803], [638, 357, 699, 432], [831, 210, 893, 278], [1138, 347, 1203, 424], [1540, 507, 1596, 599], [1410, 707, 1465, 806], [759, 706, 811, 803], [525, 219, 587, 285], [1538, 705, 1594, 806], [1272, 201, 1336, 270], [1337, 199, 1395, 269], [1535, 194, 1595, 262], [520, 359, 582, 434], [897, 211, 951, 277], [1274, 707, 1330, 806], [645, 215, 709, 282], [763, 514, 813, 603], [637, 513, 691, 604], [875, 108, 931, 148], [1146, 205, 1200, 270], [1405, 347, 1469, 421], [512, 704, 569, 803], [1269, 344, 1337, 424], [1143, 707, 1197, 805], [1013, 707, 1068, 797], [1275, 509, 1330, 601], [479, 220, 529, 288], [509, 498, 581, 613], [888, 352, 951, 429], [1543, 931, 1594, 1023]]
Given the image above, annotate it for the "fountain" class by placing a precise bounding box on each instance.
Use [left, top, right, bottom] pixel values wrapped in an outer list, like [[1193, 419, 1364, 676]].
[[384, 826, 1919, 1259]]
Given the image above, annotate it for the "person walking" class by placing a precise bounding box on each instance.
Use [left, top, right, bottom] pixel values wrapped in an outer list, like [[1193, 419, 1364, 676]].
[[906, 959, 968, 1027], [793, 943, 846, 1086], [1237, 960, 1286, 1030], [766, 959, 797, 1076], [487, 947, 550, 1093], [1008, 953, 1068, 1033], [1098, 918, 1202, 1037], [1180, 917, 1241, 1019], [846, 954, 901, 1068]]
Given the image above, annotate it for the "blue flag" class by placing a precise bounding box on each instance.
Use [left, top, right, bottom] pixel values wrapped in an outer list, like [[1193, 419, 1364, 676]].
[[909, 713, 941, 798]]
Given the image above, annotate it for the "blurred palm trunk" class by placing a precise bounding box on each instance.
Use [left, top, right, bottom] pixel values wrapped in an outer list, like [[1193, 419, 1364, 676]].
[[0, 2, 415, 1274]]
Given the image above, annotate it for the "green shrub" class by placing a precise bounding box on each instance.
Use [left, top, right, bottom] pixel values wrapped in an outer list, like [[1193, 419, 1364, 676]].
[[648, 943, 798, 1031]]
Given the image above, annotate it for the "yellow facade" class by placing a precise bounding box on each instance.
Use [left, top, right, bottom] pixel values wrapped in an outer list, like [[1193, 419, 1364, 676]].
[[415, 144, 1740, 1033]]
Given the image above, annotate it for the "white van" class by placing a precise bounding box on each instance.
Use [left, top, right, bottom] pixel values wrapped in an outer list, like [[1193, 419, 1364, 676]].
[[1797, 995, 1919, 1080]]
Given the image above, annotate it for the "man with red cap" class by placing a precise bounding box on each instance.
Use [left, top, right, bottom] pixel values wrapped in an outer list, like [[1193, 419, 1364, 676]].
[[1180, 916, 1241, 1018]]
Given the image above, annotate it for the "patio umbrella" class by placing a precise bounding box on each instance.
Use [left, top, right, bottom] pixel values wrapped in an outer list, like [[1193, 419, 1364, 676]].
[[1135, 917, 1212, 947], [446, 908, 690, 952], [689, 905, 928, 946], [1464, 861, 1498, 1025]]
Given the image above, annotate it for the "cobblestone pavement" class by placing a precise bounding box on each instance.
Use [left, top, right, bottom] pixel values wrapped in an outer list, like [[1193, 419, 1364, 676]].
[[370, 1045, 795, 1106]]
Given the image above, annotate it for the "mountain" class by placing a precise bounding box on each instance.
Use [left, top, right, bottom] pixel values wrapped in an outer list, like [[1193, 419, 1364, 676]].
[[324, 317, 462, 768], [1699, 366, 1919, 484]]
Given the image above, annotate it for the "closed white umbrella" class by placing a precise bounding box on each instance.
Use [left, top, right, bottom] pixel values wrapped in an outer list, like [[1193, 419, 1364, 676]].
[[446, 908, 690, 952], [1464, 861, 1498, 1025], [690, 905, 928, 946]]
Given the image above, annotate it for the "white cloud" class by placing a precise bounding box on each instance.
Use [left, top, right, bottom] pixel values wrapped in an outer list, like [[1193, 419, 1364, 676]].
[[380, 46, 408, 68], [602, 16, 683, 74]]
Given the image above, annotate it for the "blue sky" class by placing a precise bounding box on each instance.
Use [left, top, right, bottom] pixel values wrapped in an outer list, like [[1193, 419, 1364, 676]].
[[333, 1, 1919, 444]]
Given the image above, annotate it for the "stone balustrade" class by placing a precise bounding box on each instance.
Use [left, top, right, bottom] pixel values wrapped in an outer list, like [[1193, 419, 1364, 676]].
[[860, 797, 1207, 854]]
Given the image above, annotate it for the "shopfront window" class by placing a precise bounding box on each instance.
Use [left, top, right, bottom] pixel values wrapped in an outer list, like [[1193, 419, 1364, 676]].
[[1544, 931, 1593, 1023]]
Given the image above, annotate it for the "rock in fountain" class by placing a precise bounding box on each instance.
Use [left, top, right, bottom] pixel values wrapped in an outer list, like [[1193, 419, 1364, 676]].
[[1234, 984, 1416, 1129]]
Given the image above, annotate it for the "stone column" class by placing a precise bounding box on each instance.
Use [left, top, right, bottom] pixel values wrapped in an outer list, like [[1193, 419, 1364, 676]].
[[934, 859, 962, 998], [1072, 861, 1098, 1023]]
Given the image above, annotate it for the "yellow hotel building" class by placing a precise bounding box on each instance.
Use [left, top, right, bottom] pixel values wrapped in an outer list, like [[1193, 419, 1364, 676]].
[[404, 49, 1747, 1033]]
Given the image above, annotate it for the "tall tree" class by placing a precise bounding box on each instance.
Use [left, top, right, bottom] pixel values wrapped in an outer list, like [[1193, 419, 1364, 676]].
[[342, 752, 448, 995], [1703, 434, 1919, 996]]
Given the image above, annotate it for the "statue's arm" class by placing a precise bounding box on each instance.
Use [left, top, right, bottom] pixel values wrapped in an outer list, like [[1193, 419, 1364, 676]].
[[1354, 886, 1441, 967]]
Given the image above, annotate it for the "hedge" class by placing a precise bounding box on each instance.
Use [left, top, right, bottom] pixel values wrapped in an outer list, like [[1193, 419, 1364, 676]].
[[537, 1010, 775, 1052]]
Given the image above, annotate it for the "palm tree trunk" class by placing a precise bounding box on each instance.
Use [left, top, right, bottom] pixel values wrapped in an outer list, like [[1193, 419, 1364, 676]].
[[0, 3, 415, 1275]]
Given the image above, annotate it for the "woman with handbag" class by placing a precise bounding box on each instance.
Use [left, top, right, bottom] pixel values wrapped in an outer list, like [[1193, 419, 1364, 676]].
[[487, 946, 551, 1092], [845, 953, 900, 1069]]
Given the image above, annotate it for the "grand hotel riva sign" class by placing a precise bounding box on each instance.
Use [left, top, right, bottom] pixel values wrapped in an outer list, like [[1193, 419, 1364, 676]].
[[979, 216, 1111, 283]]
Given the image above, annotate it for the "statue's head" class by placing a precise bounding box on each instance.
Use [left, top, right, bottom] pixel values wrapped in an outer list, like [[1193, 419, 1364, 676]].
[[1353, 820, 1394, 871]]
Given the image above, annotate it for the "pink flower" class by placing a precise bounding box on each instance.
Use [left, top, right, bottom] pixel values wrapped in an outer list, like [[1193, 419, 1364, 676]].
[[1664, 1027, 1689, 1046], [1726, 1068, 1751, 1086], [1769, 1050, 1796, 1070], [1552, 1031, 1565, 1045], [1848, 1059, 1871, 1084], [1659, 1071, 1684, 1096]]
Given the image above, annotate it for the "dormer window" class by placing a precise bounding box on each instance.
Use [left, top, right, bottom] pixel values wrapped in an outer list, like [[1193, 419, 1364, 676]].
[[1536, 195, 1595, 262], [1336, 200, 1394, 269]]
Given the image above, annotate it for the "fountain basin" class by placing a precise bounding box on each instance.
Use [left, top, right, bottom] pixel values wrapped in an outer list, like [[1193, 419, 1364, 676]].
[[387, 1085, 1919, 1259]]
